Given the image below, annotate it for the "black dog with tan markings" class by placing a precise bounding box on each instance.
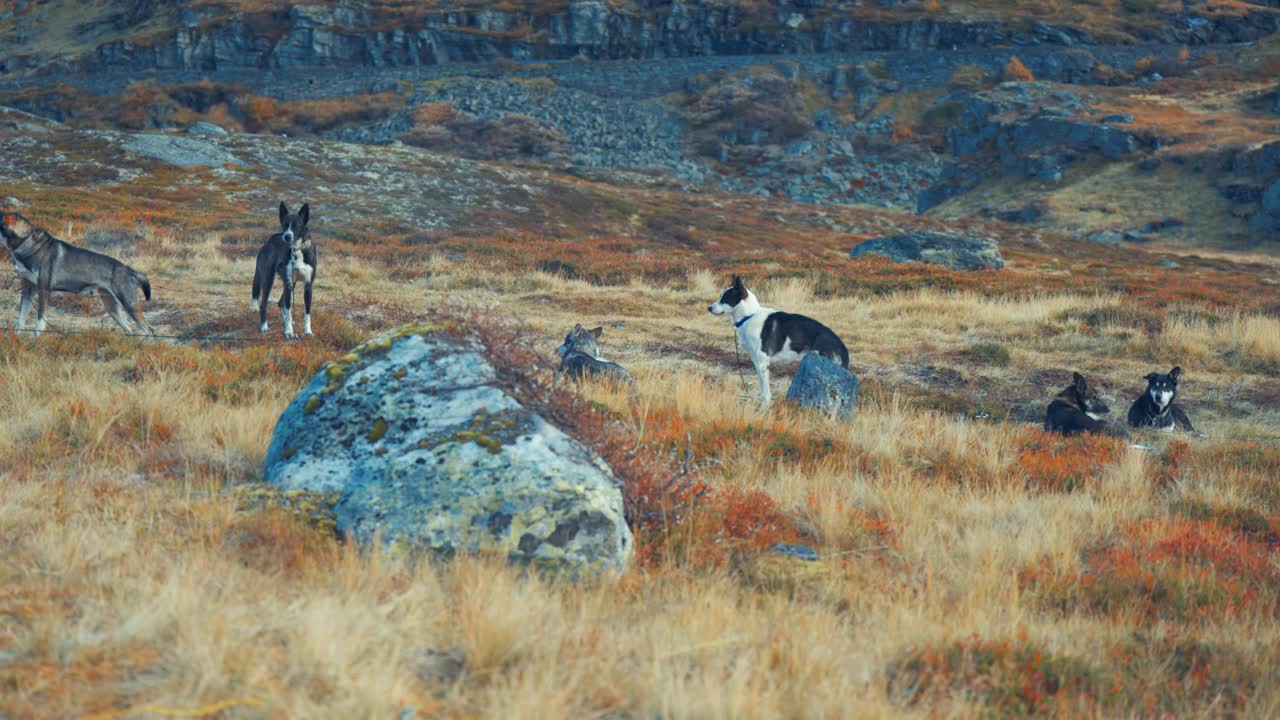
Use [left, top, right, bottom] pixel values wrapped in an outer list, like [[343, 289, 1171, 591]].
[[1, 211, 154, 337], [1128, 366, 1195, 432]]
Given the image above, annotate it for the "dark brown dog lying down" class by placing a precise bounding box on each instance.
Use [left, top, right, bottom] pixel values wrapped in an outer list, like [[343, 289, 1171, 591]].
[[1044, 372, 1129, 440]]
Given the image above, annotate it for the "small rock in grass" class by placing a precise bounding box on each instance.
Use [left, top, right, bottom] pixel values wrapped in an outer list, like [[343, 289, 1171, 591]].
[[786, 353, 860, 419]]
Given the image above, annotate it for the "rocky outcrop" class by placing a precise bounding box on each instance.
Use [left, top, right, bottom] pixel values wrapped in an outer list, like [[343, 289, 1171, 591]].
[[1262, 181, 1280, 217], [786, 353, 859, 419], [921, 83, 1145, 211], [123, 133, 243, 167], [5, 0, 1270, 76], [338, 76, 705, 180], [23, 0, 1259, 77], [186, 120, 227, 135], [1254, 180, 1280, 237], [263, 323, 635, 577], [1232, 140, 1280, 239], [56, 9, 1097, 76], [850, 231, 1004, 271]]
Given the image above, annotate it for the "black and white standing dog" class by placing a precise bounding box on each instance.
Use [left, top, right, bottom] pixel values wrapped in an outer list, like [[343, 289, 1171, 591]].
[[251, 203, 315, 339], [708, 275, 849, 408], [1127, 366, 1195, 432], [1045, 372, 1129, 439]]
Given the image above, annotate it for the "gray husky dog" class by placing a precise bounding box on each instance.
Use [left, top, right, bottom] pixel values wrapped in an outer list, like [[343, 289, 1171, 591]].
[[556, 324, 633, 384], [1, 211, 154, 336]]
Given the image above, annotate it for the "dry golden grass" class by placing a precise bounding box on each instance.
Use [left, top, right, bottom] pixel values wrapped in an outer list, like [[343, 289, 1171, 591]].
[[2, 219, 1280, 719]]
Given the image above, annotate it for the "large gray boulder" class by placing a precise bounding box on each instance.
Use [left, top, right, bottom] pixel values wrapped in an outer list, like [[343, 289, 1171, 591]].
[[850, 231, 1004, 271], [264, 323, 634, 577], [786, 353, 859, 419]]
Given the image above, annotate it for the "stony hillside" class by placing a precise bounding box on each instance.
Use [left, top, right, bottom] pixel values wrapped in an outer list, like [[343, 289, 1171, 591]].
[[3, 3, 1279, 247]]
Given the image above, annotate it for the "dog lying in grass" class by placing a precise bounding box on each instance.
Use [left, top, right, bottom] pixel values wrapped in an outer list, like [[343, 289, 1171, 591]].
[[556, 324, 633, 385], [1045, 372, 1130, 439], [1, 211, 154, 337], [1128, 366, 1195, 432]]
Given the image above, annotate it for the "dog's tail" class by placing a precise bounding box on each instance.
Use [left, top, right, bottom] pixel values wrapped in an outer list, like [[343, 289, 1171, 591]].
[[134, 270, 151, 302]]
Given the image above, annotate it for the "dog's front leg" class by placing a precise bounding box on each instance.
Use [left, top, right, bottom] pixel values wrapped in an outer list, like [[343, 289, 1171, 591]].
[[34, 276, 50, 336], [755, 360, 773, 410], [257, 266, 274, 333], [278, 280, 296, 339], [302, 281, 313, 337], [15, 279, 33, 330]]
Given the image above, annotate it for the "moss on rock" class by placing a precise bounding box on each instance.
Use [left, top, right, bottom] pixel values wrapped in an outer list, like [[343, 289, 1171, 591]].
[[368, 417, 389, 442], [236, 484, 341, 535], [319, 321, 450, 395]]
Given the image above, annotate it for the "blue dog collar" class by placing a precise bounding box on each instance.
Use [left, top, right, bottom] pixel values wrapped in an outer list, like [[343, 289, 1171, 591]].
[[734, 314, 754, 328]]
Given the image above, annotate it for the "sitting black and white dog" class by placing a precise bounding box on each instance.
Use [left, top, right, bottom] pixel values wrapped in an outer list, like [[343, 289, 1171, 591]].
[[708, 275, 849, 408], [556, 324, 634, 384], [251, 202, 315, 339], [1127, 366, 1195, 432]]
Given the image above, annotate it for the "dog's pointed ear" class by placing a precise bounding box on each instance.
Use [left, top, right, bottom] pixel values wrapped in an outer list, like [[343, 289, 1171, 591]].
[[299, 203, 310, 226], [1169, 366, 1181, 382], [589, 326, 603, 338], [732, 275, 744, 290], [572, 323, 584, 332], [278, 202, 289, 225], [1143, 373, 1158, 383], [1072, 372, 1087, 395]]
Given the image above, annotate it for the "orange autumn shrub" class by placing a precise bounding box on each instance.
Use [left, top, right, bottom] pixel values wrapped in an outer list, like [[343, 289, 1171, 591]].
[[410, 101, 458, 126], [887, 634, 1101, 716], [1104, 635, 1260, 715], [241, 94, 280, 131], [1003, 56, 1035, 82], [1022, 518, 1280, 624], [1150, 439, 1193, 488], [1016, 431, 1123, 492]]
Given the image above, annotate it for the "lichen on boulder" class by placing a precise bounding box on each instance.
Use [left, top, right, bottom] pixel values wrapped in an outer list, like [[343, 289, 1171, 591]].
[[263, 323, 634, 577]]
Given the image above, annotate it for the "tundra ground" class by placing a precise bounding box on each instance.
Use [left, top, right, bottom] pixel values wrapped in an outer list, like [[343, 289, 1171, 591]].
[[1, 207, 1279, 718]]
